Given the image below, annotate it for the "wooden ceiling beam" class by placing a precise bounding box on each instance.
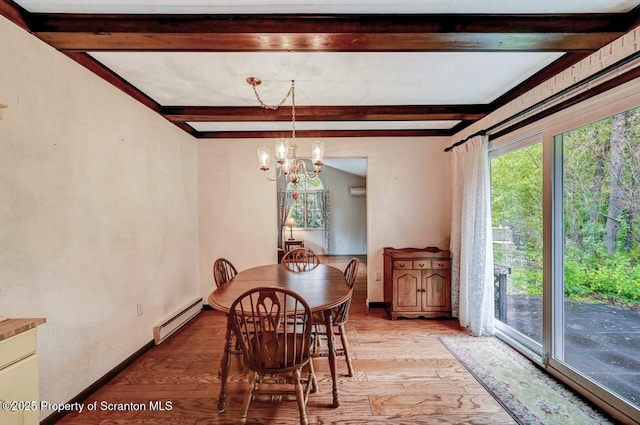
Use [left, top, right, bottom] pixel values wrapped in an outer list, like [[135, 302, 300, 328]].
[[0, 0, 29, 30], [26, 13, 631, 52], [161, 105, 489, 122], [37, 33, 623, 53], [195, 128, 452, 139], [27, 13, 633, 33], [34, 32, 626, 53]]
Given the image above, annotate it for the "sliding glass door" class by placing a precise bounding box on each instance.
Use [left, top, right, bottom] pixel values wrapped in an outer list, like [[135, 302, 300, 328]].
[[488, 87, 640, 421], [553, 109, 640, 412], [490, 138, 543, 353]]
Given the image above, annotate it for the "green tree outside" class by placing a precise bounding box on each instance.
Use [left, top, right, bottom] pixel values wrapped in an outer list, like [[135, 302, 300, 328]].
[[491, 109, 640, 305]]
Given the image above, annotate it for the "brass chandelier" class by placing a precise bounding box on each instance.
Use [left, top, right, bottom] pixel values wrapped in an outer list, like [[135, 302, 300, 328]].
[[247, 77, 324, 186]]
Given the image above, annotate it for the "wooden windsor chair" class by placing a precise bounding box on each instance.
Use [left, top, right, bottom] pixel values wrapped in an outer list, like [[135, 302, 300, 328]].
[[311, 257, 359, 377], [282, 247, 320, 272], [213, 258, 238, 287], [229, 286, 317, 425]]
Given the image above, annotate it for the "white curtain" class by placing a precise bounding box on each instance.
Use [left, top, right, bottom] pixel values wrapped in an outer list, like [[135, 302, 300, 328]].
[[277, 190, 297, 249], [450, 135, 495, 336]]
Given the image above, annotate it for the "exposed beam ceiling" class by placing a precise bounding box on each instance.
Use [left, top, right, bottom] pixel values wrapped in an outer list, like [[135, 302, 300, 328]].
[[2, 0, 640, 139]]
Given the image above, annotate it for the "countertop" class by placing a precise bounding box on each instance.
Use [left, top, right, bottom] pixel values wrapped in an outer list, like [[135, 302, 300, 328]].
[[0, 318, 46, 342]]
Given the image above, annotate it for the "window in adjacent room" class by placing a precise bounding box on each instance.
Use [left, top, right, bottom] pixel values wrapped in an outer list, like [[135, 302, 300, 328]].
[[286, 176, 326, 229]]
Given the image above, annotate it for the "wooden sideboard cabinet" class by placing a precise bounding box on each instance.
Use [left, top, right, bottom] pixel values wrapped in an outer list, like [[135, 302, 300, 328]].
[[383, 247, 451, 320]]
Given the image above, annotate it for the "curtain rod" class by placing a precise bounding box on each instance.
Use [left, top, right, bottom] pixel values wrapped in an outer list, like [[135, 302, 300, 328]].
[[443, 130, 486, 152], [444, 49, 640, 153]]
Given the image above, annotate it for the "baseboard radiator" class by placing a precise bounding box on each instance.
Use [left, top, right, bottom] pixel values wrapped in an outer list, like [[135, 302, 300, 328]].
[[153, 297, 203, 344]]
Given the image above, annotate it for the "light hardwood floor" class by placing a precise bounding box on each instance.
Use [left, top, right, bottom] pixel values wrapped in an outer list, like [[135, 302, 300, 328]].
[[57, 256, 517, 424]]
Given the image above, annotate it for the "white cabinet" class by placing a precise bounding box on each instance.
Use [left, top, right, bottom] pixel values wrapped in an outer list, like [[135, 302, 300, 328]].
[[0, 320, 45, 425]]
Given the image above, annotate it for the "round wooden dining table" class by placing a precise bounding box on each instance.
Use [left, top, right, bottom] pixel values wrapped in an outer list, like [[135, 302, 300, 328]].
[[209, 263, 351, 411]]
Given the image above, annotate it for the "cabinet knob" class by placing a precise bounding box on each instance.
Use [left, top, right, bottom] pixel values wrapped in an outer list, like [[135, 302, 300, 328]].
[[419, 263, 425, 267], [399, 264, 405, 268]]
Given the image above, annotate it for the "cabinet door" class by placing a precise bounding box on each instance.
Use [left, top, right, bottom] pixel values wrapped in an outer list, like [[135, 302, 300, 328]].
[[422, 271, 451, 312], [392, 270, 422, 312], [0, 355, 39, 425]]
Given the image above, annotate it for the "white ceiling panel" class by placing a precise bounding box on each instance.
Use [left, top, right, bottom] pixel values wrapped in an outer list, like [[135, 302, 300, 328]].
[[90, 51, 564, 106]]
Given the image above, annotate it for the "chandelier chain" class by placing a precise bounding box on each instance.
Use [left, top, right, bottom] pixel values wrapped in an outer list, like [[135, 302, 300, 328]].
[[250, 80, 294, 110], [291, 82, 296, 139], [250, 79, 296, 139]]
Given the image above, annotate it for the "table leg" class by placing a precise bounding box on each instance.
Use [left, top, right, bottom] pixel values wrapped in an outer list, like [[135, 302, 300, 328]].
[[324, 309, 340, 408], [217, 315, 233, 412]]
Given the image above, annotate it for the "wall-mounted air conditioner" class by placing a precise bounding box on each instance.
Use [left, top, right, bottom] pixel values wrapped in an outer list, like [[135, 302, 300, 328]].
[[349, 187, 366, 197]]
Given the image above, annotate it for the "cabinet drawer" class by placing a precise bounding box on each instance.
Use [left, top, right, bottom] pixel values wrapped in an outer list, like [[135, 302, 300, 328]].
[[432, 260, 450, 269], [0, 329, 36, 370], [412, 260, 431, 269], [393, 261, 412, 270]]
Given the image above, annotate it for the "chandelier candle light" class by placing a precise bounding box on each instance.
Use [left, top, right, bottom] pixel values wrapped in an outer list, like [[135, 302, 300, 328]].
[[248, 77, 324, 185]]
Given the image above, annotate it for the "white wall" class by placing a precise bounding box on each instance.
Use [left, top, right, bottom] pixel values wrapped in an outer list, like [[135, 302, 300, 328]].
[[0, 16, 199, 419], [199, 138, 280, 297], [199, 137, 451, 304], [321, 164, 367, 256]]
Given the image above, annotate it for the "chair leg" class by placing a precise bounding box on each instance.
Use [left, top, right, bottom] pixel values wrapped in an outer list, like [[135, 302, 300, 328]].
[[338, 324, 354, 377], [232, 334, 242, 354], [312, 325, 320, 354], [240, 372, 258, 425], [307, 358, 318, 395], [293, 368, 309, 425], [225, 313, 242, 355]]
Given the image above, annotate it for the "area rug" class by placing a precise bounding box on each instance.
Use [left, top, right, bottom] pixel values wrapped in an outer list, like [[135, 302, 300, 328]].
[[439, 336, 613, 425]]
